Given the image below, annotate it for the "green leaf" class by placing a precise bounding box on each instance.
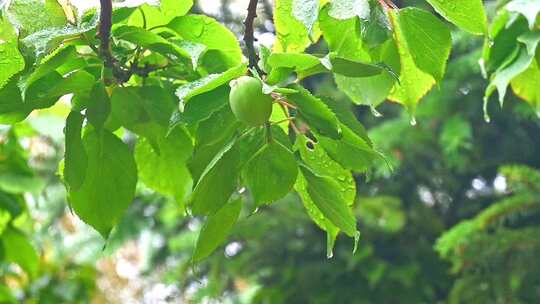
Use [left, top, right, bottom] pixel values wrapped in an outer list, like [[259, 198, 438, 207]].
[[168, 15, 243, 71], [128, 4, 163, 29], [266, 52, 323, 80], [518, 31, 540, 56], [108, 86, 176, 138], [64, 111, 87, 191], [190, 138, 241, 215], [299, 164, 357, 236], [266, 53, 386, 83], [170, 85, 229, 127], [296, 135, 356, 204], [287, 85, 341, 139], [274, 0, 318, 53], [328, 55, 385, 78], [294, 134, 356, 254], [395, 8, 452, 82], [334, 40, 398, 108], [292, 0, 319, 34], [188, 106, 239, 182], [129, 1, 193, 29], [266, 52, 321, 71], [176, 40, 207, 70], [135, 126, 193, 202], [360, 3, 392, 48], [193, 198, 242, 262], [194, 105, 238, 148], [175, 64, 246, 106], [0, 78, 32, 124], [69, 129, 137, 238], [243, 141, 298, 205], [320, 4, 396, 107], [138, 86, 177, 125], [320, 96, 372, 146], [328, 0, 370, 20], [0, 19, 25, 90], [20, 46, 79, 94], [319, 5, 370, 60], [506, 0, 540, 29], [113, 25, 190, 59], [24, 70, 95, 109], [1, 226, 39, 278], [108, 87, 147, 129], [319, 124, 378, 173], [295, 172, 340, 257], [482, 12, 528, 75], [388, 9, 437, 117], [6, 0, 67, 37], [86, 83, 111, 130], [511, 57, 540, 116], [44, 0, 67, 24], [21, 14, 98, 58], [161, 0, 193, 21], [426, 0, 487, 35], [45, 70, 94, 98], [484, 45, 538, 119]]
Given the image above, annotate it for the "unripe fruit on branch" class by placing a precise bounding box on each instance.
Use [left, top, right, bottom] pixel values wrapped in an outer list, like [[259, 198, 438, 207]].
[[229, 76, 273, 127]]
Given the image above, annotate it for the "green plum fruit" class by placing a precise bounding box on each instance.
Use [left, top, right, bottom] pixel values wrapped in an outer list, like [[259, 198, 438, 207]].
[[229, 76, 273, 126]]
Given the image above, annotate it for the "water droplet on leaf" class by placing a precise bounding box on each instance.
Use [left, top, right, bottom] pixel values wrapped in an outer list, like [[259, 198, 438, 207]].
[[352, 231, 361, 254], [370, 105, 383, 117]]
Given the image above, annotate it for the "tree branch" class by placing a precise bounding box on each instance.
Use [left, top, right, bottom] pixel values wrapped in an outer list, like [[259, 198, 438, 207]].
[[95, 0, 208, 83], [98, 0, 115, 67], [243, 0, 263, 75]]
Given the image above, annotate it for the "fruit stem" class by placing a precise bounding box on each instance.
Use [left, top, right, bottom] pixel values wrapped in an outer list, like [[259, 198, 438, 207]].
[[275, 98, 297, 109], [265, 122, 273, 143], [271, 117, 296, 126]]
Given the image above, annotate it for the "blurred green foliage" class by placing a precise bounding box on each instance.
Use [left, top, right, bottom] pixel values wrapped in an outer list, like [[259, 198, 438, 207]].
[[1, 0, 540, 303]]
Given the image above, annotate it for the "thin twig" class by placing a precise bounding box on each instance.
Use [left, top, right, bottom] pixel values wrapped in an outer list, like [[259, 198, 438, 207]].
[[271, 117, 295, 126], [243, 0, 263, 75], [271, 93, 298, 109], [275, 98, 297, 109], [265, 122, 272, 143]]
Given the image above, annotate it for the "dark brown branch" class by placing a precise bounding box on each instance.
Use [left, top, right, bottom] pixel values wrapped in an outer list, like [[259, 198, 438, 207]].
[[97, 0, 163, 83], [98, 0, 115, 67], [243, 0, 263, 75]]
